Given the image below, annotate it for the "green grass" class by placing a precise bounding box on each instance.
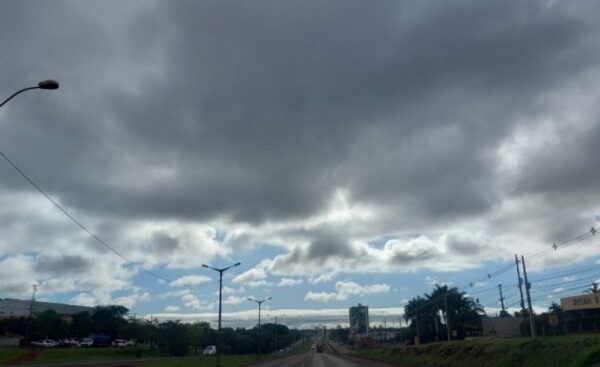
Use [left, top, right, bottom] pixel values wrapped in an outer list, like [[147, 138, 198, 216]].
[[0, 348, 27, 364], [33, 346, 165, 363], [0, 346, 167, 365], [0, 341, 312, 366], [353, 335, 600, 367]]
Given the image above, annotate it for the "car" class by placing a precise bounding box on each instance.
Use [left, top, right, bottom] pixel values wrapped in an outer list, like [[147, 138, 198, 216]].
[[112, 339, 127, 347], [316, 344, 324, 353], [80, 338, 93, 347], [203, 345, 217, 355], [59, 339, 80, 347], [30, 339, 57, 347]]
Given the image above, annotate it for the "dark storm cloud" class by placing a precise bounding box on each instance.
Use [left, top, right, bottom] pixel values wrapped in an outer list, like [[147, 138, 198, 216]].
[[0, 0, 600, 284], [390, 250, 437, 267], [445, 234, 485, 256], [151, 232, 181, 256], [271, 233, 366, 272], [515, 121, 600, 201], [1, 0, 599, 258], [34, 254, 91, 275]]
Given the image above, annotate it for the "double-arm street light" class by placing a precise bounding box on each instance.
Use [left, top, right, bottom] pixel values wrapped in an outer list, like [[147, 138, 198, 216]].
[[248, 296, 271, 359], [0, 80, 59, 108], [202, 262, 240, 367]]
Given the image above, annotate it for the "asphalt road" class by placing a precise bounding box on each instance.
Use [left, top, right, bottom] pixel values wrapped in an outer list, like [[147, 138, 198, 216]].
[[250, 351, 403, 367]]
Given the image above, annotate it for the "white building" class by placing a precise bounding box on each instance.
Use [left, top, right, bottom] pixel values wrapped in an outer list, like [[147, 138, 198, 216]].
[[0, 298, 93, 319]]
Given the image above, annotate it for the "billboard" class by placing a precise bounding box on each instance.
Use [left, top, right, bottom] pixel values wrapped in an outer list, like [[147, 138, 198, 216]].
[[561, 294, 600, 311], [349, 304, 369, 336], [481, 317, 522, 337]]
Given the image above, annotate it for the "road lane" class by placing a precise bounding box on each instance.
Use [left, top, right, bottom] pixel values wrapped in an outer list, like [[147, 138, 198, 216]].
[[251, 351, 402, 367]]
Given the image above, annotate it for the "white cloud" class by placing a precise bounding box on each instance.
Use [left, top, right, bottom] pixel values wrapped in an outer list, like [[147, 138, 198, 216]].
[[305, 292, 337, 302], [305, 281, 391, 302], [224, 296, 245, 305], [170, 275, 212, 287], [277, 278, 304, 287], [165, 305, 181, 312]]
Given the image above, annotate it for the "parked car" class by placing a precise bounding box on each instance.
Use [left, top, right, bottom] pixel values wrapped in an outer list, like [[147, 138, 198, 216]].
[[59, 339, 80, 347], [203, 345, 217, 355], [30, 339, 57, 347], [80, 338, 93, 347], [111, 339, 135, 347]]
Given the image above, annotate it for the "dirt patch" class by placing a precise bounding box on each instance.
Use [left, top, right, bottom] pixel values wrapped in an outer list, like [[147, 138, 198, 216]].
[[5, 348, 42, 365]]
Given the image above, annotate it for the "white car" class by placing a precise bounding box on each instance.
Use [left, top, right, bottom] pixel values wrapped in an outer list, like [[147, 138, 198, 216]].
[[203, 345, 217, 355], [80, 338, 93, 347], [30, 339, 57, 347]]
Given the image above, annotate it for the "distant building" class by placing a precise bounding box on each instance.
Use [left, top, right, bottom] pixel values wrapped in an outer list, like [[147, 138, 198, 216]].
[[0, 298, 93, 321], [481, 317, 521, 337], [561, 294, 600, 311], [349, 303, 369, 337]]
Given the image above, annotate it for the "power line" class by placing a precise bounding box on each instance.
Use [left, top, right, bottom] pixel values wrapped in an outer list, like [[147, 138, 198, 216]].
[[0, 149, 173, 283]]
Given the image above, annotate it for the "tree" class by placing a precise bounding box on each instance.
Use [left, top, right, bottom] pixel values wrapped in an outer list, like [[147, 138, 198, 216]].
[[30, 310, 67, 340], [90, 305, 129, 338], [188, 321, 213, 354], [404, 285, 484, 344], [156, 321, 190, 356], [70, 311, 91, 338]]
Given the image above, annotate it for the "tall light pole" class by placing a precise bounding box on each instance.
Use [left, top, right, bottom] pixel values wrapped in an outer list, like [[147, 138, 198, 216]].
[[248, 297, 271, 359], [1, 80, 59, 108], [202, 262, 241, 367], [269, 314, 285, 353]]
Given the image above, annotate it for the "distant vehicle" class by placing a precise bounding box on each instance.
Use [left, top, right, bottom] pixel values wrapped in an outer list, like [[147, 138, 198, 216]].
[[80, 338, 93, 347], [203, 345, 217, 355], [59, 339, 80, 347], [91, 335, 111, 347], [112, 339, 127, 347], [30, 339, 57, 347], [316, 344, 324, 353]]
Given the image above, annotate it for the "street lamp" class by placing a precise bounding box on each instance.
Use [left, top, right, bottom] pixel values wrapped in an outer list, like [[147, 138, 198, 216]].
[[273, 314, 285, 353], [202, 262, 241, 367], [0, 80, 59, 108], [248, 297, 271, 359]]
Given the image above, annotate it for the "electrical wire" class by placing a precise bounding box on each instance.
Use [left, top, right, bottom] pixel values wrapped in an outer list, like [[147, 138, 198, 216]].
[[0, 149, 173, 283]]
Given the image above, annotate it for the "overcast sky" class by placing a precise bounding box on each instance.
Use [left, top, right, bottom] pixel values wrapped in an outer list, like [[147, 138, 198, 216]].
[[1, 0, 599, 328]]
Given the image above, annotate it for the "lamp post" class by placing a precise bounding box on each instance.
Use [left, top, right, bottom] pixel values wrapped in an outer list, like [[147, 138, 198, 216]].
[[0, 80, 59, 108], [202, 262, 241, 367], [277, 314, 286, 353], [248, 297, 271, 359]]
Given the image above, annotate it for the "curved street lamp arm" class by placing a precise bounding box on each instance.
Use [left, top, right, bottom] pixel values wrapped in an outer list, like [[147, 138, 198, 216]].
[[0, 87, 39, 108], [0, 80, 59, 108]]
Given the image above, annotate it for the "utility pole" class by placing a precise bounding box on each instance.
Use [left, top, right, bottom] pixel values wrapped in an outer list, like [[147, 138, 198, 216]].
[[515, 254, 526, 322], [384, 316, 387, 343], [444, 292, 451, 341], [25, 285, 37, 344], [521, 255, 536, 338], [416, 313, 420, 345], [498, 284, 506, 316]]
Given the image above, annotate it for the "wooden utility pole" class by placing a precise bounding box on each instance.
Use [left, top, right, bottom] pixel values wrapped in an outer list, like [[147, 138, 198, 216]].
[[498, 284, 506, 316], [515, 254, 527, 323], [521, 255, 536, 338]]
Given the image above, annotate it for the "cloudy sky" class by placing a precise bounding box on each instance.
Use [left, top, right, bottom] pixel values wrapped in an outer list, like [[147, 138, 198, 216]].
[[1, 0, 600, 328]]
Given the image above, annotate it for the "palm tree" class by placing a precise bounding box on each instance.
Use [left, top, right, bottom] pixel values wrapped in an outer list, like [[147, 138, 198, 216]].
[[405, 284, 485, 342]]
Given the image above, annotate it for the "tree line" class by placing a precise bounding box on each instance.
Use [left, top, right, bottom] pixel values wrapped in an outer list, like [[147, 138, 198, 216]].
[[0, 305, 303, 356], [402, 284, 600, 344]]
